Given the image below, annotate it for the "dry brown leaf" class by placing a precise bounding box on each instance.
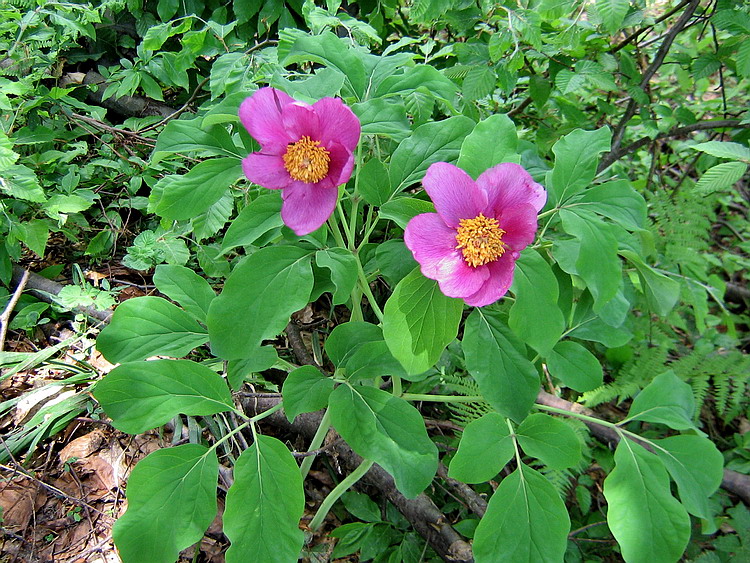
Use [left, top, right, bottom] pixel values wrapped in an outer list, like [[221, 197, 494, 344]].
[[59, 430, 105, 464], [0, 477, 46, 530]]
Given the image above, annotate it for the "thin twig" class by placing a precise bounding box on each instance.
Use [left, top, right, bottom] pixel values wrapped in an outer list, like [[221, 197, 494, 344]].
[[137, 76, 210, 134], [608, 0, 692, 54], [0, 268, 29, 351]]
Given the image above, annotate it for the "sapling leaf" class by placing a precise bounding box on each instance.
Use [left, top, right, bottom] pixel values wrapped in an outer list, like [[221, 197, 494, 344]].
[[463, 308, 539, 422], [449, 412, 514, 483], [224, 435, 305, 562], [94, 359, 233, 434], [113, 445, 218, 563], [97, 296, 209, 363], [625, 370, 697, 431], [516, 413, 581, 469], [604, 438, 690, 563], [282, 365, 334, 422], [153, 264, 216, 323], [473, 462, 570, 563], [329, 384, 438, 498]]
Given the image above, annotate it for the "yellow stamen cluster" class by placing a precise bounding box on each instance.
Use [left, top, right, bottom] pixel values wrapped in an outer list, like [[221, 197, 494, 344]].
[[283, 136, 331, 183], [455, 213, 506, 267]]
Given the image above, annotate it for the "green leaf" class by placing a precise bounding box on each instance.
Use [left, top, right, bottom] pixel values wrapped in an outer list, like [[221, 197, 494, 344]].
[[282, 31, 366, 99], [694, 161, 747, 195], [152, 158, 241, 220], [374, 64, 457, 101], [388, 116, 476, 196], [604, 439, 690, 563], [315, 248, 358, 305], [620, 250, 680, 316], [97, 296, 209, 363], [94, 359, 233, 434], [597, 0, 630, 34], [151, 118, 240, 163], [462, 66, 496, 101], [624, 371, 696, 431], [325, 321, 384, 367], [153, 264, 216, 323], [383, 268, 463, 376], [352, 98, 410, 141], [157, 0, 179, 21], [449, 412, 514, 483], [653, 435, 724, 520], [224, 435, 305, 562], [463, 308, 539, 422], [547, 128, 611, 204], [509, 250, 565, 356], [546, 341, 603, 392], [572, 179, 647, 231], [192, 191, 234, 242], [375, 240, 417, 287], [17, 219, 49, 258], [516, 413, 581, 469], [0, 164, 46, 202], [220, 193, 284, 255], [282, 365, 334, 422], [691, 141, 750, 162], [207, 247, 313, 360], [113, 445, 218, 563], [358, 158, 391, 207], [329, 384, 438, 498], [560, 209, 622, 316], [473, 463, 570, 563], [379, 197, 435, 229], [737, 40, 750, 78], [457, 114, 519, 179], [0, 131, 19, 170], [528, 75, 551, 109]]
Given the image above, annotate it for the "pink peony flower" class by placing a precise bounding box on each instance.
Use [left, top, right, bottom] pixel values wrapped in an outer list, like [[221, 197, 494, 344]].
[[239, 87, 361, 235], [404, 162, 547, 307]]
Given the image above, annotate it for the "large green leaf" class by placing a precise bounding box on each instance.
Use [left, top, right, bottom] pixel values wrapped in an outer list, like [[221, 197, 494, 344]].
[[93, 359, 233, 434], [456, 114, 519, 179], [282, 365, 334, 422], [383, 268, 463, 377], [374, 64, 457, 101], [516, 413, 581, 470], [473, 463, 570, 563], [653, 435, 724, 519], [329, 384, 438, 498], [547, 127, 611, 204], [571, 179, 646, 231], [509, 250, 565, 356], [388, 116, 475, 196], [463, 308, 539, 422], [325, 321, 384, 367], [351, 98, 410, 141], [620, 250, 680, 316], [151, 118, 241, 163], [604, 439, 690, 563], [207, 246, 313, 360], [113, 445, 218, 563], [449, 412, 514, 484], [219, 192, 284, 255], [379, 197, 435, 229], [224, 435, 305, 562], [97, 296, 209, 363], [624, 371, 696, 431], [153, 264, 216, 323], [545, 340, 603, 392], [152, 158, 241, 220]]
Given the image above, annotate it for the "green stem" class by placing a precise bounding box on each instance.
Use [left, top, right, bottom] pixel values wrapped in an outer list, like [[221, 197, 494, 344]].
[[356, 256, 384, 322], [534, 403, 618, 429], [506, 417, 522, 467], [337, 201, 354, 248], [328, 214, 347, 249], [309, 459, 375, 531], [300, 409, 331, 479], [401, 393, 484, 403], [392, 375, 402, 397], [357, 211, 380, 251]]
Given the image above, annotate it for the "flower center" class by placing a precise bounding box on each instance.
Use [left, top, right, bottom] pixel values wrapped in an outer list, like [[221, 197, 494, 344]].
[[283, 136, 331, 183], [455, 213, 506, 268]]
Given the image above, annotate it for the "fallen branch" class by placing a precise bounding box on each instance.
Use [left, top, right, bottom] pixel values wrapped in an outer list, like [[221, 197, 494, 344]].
[[0, 268, 30, 351], [83, 70, 176, 118]]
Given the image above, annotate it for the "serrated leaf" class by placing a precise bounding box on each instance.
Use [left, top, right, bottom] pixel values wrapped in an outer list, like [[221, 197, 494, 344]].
[[97, 296, 208, 363], [94, 359, 233, 434], [282, 365, 334, 421], [383, 268, 463, 377], [597, 0, 630, 34], [516, 413, 581, 469], [691, 141, 750, 162], [0, 164, 46, 202], [449, 412, 514, 483], [462, 66, 496, 100], [473, 463, 570, 563], [207, 246, 313, 360], [191, 190, 234, 242], [695, 161, 748, 195], [329, 384, 438, 498], [604, 439, 690, 563], [153, 264, 216, 323], [463, 308, 539, 422], [224, 435, 305, 562], [113, 445, 218, 563]]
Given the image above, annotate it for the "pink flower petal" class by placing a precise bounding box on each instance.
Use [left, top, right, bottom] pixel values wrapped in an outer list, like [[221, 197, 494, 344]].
[[242, 152, 292, 190], [282, 102, 321, 140], [281, 181, 338, 236], [498, 204, 538, 251], [422, 163, 486, 228], [239, 88, 295, 147], [462, 252, 517, 307], [478, 162, 547, 215], [313, 97, 361, 150], [316, 142, 354, 190], [404, 213, 489, 298]]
